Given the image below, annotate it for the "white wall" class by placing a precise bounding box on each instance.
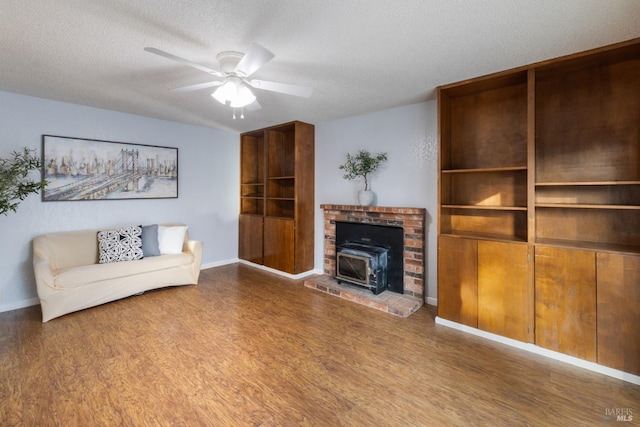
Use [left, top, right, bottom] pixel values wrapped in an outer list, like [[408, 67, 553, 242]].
[[315, 101, 439, 303], [0, 91, 239, 312]]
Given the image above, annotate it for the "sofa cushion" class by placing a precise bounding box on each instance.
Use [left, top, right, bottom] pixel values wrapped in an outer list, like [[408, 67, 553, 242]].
[[158, 225, 188, 254], [141, 224, 161, 257], [53, 253, 193, 289], [98, 226, 144, 264], [40, 230, 100, 270]]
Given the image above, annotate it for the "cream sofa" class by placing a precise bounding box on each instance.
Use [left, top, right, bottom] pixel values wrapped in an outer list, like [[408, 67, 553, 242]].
[[33, 223, 203, 322]]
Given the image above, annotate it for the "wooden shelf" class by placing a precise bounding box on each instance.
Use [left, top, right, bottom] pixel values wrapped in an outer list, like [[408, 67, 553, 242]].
[[441, 230, 528, 244], [536, 181, 640, 186], [536, 203, 640, 210], [265, 215, 295, 221], [443, 204, 527, 211], [268, 176, 295, 180], [241, 183, 264, 198], [535, 183, 640, 207], [535, 238, 640, 256], [535, 46, 640, 184], [439, 77, 528, 242], [442, 166, 527, 174], [239, 212, 263, 217], [240, 197, 264, 216], [536, 206, 639, 248], [267, 199, 295, 219], [240, 133, 264, 187], [441, 208, 527, 241], [268, 177, 295, 200]]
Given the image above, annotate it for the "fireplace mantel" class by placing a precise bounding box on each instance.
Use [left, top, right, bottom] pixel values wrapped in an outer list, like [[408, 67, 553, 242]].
[[319, 204, 425, 216], [305, 204, 426, 316]]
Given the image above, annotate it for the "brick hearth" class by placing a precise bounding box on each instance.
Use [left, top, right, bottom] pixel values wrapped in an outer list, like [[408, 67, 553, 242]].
[[304, 204, 426, 316]]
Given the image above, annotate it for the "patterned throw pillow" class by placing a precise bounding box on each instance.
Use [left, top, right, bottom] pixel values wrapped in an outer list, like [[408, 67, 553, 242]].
[[97, 226, 144, 264]]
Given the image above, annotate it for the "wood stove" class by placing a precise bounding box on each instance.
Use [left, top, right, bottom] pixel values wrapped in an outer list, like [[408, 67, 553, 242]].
[[334, 221, 404, 295], [336, 242, 388, 294]]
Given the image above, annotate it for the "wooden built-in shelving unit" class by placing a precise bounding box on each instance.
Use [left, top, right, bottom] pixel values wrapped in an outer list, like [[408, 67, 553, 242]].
[[438, 38, 640, 375], [239, 121, 314, 274]]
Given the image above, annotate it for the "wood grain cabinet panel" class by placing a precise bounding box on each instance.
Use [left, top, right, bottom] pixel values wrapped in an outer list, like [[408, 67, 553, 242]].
[[597, 253, 640, 375], [263, 218, 295, 274], [437, 236, 478, 327], [238, 215, 263, 265], [478, 241, 529, 342], [534, 246, 597, 361]]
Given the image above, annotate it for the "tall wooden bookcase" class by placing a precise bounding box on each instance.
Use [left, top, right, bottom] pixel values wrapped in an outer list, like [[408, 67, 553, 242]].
[[239, 121, 314, 274], [437, 38, 640, 375]]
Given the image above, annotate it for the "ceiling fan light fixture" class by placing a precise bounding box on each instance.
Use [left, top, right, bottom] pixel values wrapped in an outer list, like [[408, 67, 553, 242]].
[[211, 80, 236, 104], [230, 85, 256, 108], [211, 77, 256, 108]]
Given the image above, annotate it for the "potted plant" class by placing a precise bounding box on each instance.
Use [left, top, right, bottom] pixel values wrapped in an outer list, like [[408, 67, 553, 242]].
[[1, 147, 47, 216], [339, 149, 388, 206]]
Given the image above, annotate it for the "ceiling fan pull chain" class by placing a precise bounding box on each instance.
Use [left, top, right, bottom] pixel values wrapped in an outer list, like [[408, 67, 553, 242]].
[[240, 107, 245, 119], [232, 107, 236, 120]]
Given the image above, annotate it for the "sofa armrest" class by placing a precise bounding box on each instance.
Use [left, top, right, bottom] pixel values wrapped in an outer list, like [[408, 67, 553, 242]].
[[186, 239, 204, 282], [33, 244, 56, 293]]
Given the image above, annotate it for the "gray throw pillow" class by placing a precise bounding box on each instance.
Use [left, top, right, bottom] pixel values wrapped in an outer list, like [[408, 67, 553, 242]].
[[141, 224, 161, 257]]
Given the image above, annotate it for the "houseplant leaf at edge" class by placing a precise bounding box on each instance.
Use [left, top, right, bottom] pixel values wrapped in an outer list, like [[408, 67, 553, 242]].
[[0, 147, 48, 216]]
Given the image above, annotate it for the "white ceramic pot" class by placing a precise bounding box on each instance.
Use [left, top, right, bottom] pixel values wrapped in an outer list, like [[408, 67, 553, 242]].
[[358, 190, 375, 206]]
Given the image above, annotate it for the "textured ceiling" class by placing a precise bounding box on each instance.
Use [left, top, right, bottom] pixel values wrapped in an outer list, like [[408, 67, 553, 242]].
[[1, 0, 639, 133]]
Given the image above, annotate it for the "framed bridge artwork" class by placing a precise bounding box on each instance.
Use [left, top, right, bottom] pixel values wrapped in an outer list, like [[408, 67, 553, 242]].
[[41, 135, 178, 201]]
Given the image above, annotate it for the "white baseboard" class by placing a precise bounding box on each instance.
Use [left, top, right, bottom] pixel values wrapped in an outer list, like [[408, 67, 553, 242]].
[[426, 296, 437, 306], [201, 258, 239, 270], [0, 297, 40, 314], [435, 316, 640, 386], [237, 259, 320, 280]]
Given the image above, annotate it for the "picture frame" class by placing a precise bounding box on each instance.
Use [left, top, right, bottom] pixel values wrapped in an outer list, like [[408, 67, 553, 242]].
[[42, 135, 178, 201]]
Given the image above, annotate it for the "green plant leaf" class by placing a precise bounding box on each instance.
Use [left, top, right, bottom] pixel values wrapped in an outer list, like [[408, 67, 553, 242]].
[[0, 147, 48, 216], [338, 150, 387, 190]]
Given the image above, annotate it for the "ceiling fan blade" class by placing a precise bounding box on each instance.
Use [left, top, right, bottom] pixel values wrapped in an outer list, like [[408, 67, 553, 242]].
[[248, 79, 313, 98], [234, 43, 274, 77], [144, 47, 225, 77], [170, 80, 224, 92], [245, 100, 262, 111]]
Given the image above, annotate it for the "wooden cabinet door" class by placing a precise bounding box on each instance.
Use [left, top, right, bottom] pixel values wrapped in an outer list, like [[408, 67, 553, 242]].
[[238, 215, 263, 265], [264, 217, 295, 274], [535, 246, 596, 361], [478, 241, 530, 342], [437, 235, 478, 327], [597, 253, 640, 375]]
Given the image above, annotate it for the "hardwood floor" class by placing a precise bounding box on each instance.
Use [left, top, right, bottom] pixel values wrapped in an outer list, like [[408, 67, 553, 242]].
[[1, 263, 638, 426]]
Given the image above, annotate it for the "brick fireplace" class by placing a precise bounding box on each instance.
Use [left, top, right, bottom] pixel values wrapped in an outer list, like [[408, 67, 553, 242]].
[[304, 204, 426, 317]]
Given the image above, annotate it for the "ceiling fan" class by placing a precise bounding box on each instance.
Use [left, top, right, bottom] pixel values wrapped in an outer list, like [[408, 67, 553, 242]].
[[144, 43, 312, 119]]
